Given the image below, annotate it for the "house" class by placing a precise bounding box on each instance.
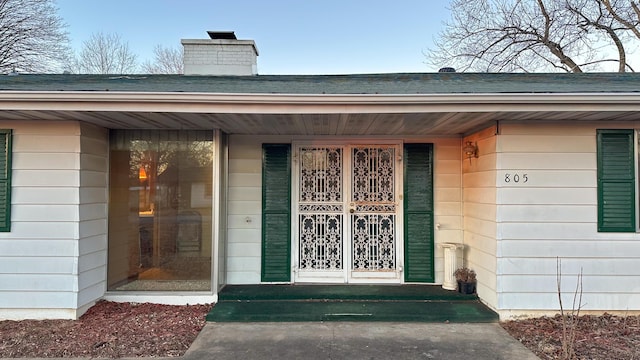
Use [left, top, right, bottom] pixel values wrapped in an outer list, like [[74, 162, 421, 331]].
[[0, 33, 639, 320]]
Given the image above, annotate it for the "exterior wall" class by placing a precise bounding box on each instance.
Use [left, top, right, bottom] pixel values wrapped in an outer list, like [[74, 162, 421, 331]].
[[0, 121, 89, 320], [429, 138, 464, 285], [77, 123, 109, 315], [227, 135, 286, 284], [182, 39, 258, 75], [496, 121, 640, 319], [462, 126, 498, 310], [227, 135, 462, 284]]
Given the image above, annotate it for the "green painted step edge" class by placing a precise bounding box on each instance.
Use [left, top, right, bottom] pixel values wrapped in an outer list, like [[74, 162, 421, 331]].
[[218, 285, 477, 301], [206, 300, 498, 323]]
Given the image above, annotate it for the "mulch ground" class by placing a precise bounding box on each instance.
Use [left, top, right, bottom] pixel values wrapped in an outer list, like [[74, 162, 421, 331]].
[[501, 313, 640, 359], [1, 301, 639, 359], [0, 301, 211, 358]]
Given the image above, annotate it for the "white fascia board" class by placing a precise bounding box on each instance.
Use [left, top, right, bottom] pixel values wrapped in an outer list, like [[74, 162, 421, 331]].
[[0, 91, 639, 114]]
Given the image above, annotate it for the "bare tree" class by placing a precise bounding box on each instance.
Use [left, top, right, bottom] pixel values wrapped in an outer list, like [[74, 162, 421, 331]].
[[74, 32, 138, 74], [0, 0, 71, 73], [141, 45, 183, 74], [428, 0, 640, 72]]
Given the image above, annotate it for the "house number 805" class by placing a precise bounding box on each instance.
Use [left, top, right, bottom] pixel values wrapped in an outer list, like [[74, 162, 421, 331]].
[[504, 173, 528, 183]]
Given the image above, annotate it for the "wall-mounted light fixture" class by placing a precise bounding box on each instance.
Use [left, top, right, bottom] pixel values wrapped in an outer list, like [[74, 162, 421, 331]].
[[463, 141, 479, 163]]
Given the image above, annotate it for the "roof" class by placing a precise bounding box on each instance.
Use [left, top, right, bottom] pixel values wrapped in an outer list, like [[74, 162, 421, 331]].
[[0, 72, 638, 135], [0, 72, 638, 94]]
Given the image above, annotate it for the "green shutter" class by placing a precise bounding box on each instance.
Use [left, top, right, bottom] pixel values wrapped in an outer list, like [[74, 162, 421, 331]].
[[403, 143, 434, 282], [261, 144, 292, 282], [597, 130, 635, 232], [0, 130, 11, 232]]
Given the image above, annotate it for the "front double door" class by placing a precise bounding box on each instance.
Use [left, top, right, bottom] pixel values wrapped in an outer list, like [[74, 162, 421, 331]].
[[294, 143, 403, 283]]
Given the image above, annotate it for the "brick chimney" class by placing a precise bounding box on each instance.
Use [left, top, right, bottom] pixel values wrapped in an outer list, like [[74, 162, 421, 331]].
[[181, 31, 259, 75]]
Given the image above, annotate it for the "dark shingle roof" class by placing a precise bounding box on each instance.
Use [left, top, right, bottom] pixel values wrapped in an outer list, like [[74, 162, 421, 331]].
[[0, 73, 638, 94]]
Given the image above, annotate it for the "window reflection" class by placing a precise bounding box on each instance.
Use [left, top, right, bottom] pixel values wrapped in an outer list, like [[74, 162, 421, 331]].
[[108, 130, 213, 291]]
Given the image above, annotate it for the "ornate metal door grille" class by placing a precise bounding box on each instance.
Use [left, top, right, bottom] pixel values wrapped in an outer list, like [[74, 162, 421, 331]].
[[298, 147, 344, 270], [295, 144, 399, 281], [351, 146, 396, 271]]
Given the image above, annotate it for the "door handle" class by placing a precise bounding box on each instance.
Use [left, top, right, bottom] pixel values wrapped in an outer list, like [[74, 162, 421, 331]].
[[349, 208, 355, 213]]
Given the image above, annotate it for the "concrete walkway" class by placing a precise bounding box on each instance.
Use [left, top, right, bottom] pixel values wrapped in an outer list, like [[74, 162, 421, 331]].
[[184, 322, 540, 360]]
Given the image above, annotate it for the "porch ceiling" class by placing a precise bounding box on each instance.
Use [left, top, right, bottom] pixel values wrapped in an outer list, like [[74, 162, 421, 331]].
[[0, 92, 639, 135], [0, 109, 638, 135]]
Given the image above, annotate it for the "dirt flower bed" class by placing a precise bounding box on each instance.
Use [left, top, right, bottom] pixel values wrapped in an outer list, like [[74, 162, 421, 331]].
[[501, 313, 640, 360], [0, 301, 211, 358]]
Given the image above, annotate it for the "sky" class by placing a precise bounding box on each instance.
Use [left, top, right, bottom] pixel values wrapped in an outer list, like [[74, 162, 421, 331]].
[[56, 0, 452, 75]]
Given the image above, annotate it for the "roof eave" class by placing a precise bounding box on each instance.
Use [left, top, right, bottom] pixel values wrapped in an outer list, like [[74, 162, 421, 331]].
[[0, 91, 639, 114]]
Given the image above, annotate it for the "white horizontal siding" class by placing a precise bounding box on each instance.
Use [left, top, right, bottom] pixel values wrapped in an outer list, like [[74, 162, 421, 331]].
[[0, 120, 81, 136], [78, 219, 107, 238], [497, 134, 595, 153], [0, 239, 77, 256], [78, 250, 106, 273], [13, 170, 80, 187], [77, 282, 105, 308], [226, 135, 274, 284], [79, 188, 107, 203], [497, 188, 596, 205], [14, 135, 81, 153], [0, 121, 107, 319], [228, 173, 261, 187], [500, 239, 640, 257], [13, 187, 79, 204], [499, 153, 595, 170], [226, 271, 260, 284], [0, 274, 77, 291], [497, 170, 596, 187], [500, 223, 599, 239], [0, 222, 78, 239], [79, 204, 108, 222], [81, 171, 107, 187], [77, 123, 108, 316], [12, 205, 78, 222], [500, 293, 640, 311], [228, 242, 261, 257], [500, 274, 637, 293], [0, 291, 76, 309], [498, 204, 594, 223], [499, 258, 640, 275], [228, 215, 262, 229], [462, 126, 499, 310], [13, 153, 79, 169], [431, 139, 463, 286], [228, 187, 261, 201], [435, 187, 461, 202], [78, 234, 106, 256], [495, 122, 640, 315], [80, 153, 108, 171], [0, 257, 77, 274]]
